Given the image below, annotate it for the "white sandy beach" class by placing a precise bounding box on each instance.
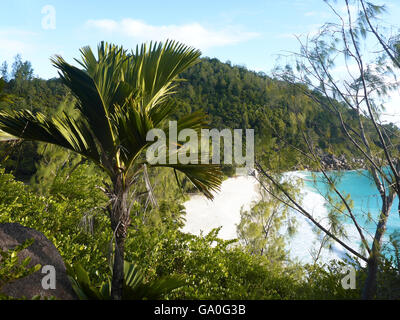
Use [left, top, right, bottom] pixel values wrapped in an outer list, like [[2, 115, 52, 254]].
[[181, 175, 261, 240]]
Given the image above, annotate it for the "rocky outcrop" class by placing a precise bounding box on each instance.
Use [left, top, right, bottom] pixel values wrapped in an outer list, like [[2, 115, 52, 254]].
[[293, 153, 367, 171], [0, 223, 77, 300], [319, 153, 366, 170]]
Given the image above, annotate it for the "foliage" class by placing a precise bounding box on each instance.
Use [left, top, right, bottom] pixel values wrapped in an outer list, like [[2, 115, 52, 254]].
[[123, 223, 362, 300], [299, 260, 362, 299], [0, 167, 112, 283], [173, 57, 373, 171], [2, 34, 400, 300], [0, 166, 394, 300], [67, 260, 185, 300], [0, 78, 13, 104], [0, 53, 385, 182], [237, 178, 299, 261], [0, 239, 42, 299], [0, 41, 226, 299], [0, 58, 71, 181]]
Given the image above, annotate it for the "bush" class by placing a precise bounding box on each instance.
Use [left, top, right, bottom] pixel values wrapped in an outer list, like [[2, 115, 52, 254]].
[[0, 167, 374, 300], [0, 167, 111, 284], [0, 239, 41, 299]]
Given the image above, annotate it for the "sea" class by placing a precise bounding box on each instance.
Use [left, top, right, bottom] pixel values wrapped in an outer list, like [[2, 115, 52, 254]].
[[181, 170, 400, 265]]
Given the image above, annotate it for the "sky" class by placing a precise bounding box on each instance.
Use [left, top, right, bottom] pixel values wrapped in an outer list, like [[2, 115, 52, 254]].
[[0, 0, 397, 79], [1, 0, 400, 122]]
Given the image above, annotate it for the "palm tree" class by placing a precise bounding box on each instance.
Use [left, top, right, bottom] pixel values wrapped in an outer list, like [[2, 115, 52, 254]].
[[0, 41, 223, 300]]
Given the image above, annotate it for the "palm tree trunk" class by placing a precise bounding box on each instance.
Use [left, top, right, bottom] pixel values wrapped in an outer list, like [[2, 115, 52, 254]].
[[110, 175, 130, 300], [111, 232, 126, 300]]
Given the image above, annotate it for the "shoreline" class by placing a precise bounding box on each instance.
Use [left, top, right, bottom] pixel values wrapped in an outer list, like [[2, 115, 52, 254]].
[[182, 171, 346, 264], [181, 169, 382, 265]]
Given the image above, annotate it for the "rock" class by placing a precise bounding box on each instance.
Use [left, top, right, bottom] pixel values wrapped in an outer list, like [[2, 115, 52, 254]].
[[318, 152, 367, 170], [292, 151, 367, 172], [0, 223, 77, 300]]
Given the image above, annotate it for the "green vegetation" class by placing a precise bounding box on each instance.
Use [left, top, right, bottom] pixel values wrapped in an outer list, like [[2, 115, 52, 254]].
[[0, 53, 386, 181], [0, 165, 362, 299], [173, 58, 389, 171], [0, 32, 400, 299], [67, 260, 185, 300], [237, 181, 300, 261], [0, 41, 223, 299], [0, 239, 41, 299]]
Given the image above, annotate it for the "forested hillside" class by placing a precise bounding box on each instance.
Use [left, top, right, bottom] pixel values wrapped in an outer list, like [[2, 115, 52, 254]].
[[1, 49, 399, 301], [174, 58, 400, 170], [0, 55, 390, 180]]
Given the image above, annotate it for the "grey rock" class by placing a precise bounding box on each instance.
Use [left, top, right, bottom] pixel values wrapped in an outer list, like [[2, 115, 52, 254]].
[[0, 223, 77, 300]]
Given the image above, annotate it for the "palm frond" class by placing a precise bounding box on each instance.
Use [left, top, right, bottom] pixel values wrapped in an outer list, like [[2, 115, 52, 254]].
[[115, 98, 209, 174], [125, 40, 201, 110], [154, 163, 222, 200], [0, 109, 102, 167], [51, 55, 116, 157], [111, 99, 154, 167], [0, 130, 18, 142]]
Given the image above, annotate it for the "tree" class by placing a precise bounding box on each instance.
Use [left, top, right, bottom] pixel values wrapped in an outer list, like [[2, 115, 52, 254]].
[[10, 55, 34, 97], [237, 180, 298, 262], [11, 54, 33, 81], [258, 0, 400, 299], [0, 62, 8, 82], [0, 78, 12, 104], [0, 41, 223, 300]]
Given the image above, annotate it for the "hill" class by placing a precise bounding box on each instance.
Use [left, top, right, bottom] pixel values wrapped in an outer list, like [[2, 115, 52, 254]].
[[0, 55, 389, 179]]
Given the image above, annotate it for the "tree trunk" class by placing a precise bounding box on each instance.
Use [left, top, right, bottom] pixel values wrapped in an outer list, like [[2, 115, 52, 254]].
[[110, 175, 131, 300], [362, 254, 379, 300], [362, 195, 393, 299], [111, 233, 126, 300]]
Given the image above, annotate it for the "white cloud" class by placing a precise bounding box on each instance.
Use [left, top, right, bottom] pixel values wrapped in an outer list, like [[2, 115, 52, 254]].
[[274, 33, 296, 40], [85, 19, 259, 50], [304, 11, 317, 17], [0, 29, 37, 61], [86, 19, 118, 33]]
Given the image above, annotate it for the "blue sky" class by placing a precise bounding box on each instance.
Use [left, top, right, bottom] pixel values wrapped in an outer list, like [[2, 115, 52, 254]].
[[0, 0, 399, 79]]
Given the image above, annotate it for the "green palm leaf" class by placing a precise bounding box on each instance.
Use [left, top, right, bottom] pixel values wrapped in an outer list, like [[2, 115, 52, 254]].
[[51, 55, 116, 160], [0, 109, 102, 167], [155, 163, 222, 200]]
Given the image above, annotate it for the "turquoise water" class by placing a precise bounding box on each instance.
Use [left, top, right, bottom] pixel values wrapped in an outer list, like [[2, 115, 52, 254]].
[[303, 169, 400, 252]]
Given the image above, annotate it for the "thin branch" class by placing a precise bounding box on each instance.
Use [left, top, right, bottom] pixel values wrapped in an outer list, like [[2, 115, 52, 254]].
[[254, 161, 368, 262]]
